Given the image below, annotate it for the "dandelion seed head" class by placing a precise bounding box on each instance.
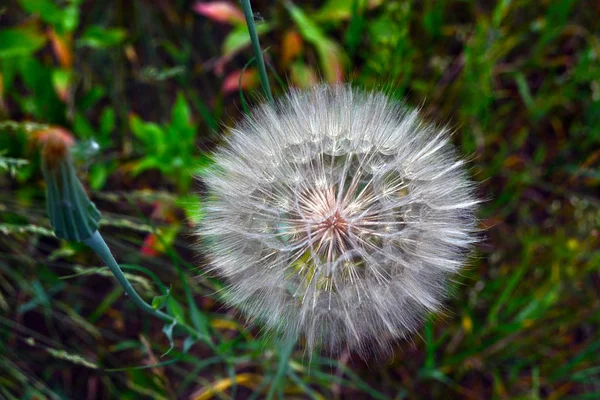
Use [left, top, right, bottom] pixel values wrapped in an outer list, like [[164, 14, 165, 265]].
[[199, 85, 479, 356]]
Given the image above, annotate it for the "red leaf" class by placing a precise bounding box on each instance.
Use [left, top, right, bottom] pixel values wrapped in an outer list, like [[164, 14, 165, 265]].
[[281, 30, 303, 67], [193, 1, 245, 24], [222, 68, 259, 94], [48, 29, 72, 68], [141, 233, 160, 257]]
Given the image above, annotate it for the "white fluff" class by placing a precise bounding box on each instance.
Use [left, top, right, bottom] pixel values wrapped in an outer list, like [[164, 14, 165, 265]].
[[199, 85, 479, 356]]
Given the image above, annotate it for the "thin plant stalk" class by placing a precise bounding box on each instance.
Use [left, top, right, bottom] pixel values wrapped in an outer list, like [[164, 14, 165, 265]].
[[240, 0, 273, 104], [83, 231, 201, 339]]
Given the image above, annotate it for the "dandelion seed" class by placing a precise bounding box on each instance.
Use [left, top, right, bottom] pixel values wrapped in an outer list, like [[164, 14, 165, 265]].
[[199, 85, 479, 356]]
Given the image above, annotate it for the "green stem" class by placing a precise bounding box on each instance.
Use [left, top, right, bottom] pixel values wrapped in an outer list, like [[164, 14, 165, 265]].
[[83, 230, 200, 339], [240, 0, 274, 104]]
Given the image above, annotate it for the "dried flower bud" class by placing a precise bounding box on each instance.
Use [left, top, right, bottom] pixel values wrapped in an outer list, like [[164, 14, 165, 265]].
[[199, 85, 479, 356], [41, 131, 101, 242]]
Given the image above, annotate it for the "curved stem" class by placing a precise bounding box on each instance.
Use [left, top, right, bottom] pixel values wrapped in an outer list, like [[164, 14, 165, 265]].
[[240, 0, 274, 104], [83, 230, 200, 339]]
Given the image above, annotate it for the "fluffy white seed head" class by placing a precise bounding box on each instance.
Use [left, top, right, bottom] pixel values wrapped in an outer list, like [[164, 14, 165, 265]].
[[199, 85, 479, 356]]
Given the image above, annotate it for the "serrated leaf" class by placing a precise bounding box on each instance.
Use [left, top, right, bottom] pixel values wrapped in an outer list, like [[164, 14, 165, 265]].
[[0, 28, 47, 58]]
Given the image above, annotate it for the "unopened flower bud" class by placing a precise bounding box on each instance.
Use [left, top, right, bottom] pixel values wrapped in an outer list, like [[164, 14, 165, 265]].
[[41, 130, 101, 242]]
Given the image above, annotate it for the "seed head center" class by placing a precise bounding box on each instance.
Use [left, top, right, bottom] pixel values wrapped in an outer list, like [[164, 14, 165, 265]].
[[307, 192, 353, 257], [319, 210, 348, 235]]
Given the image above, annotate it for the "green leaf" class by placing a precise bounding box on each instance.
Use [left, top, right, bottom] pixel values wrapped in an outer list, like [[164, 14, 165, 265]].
[[345, 0, 366, 56], [487, 254, 530, 325], [99, 108, 116, 137], [418, 369, 455, 387], [171, 92, 192, 132], [17, 0, 63, 26], [222, 23, 270, 56], [0, 28, 47, 58], [16, 0, 79, 32], [183, 336, 197, 353], [285, 2, 345, 82], [514, 73, 534, 111], [74, 112, 96, 138], [266, 337, 296, 400], [422, 0, 444, 39], [78, 86, 106, 112], [167, 297, 185, 324], [193, 153, 215, 174], [315, 0, 382, 21], [551, 339, 600, 381], [492, 0, 513, 28], [106, 355, 181, 372], [129, 116, 165, 150], [88, 164, 108, 190], [162, 320, 177, 357], [187, 295, 210, 340], [61, 4, 80, 33], [131, 156, 162, 177], [176, 194, 204, 224], [51, 68, 72, 97], [152, 290, 171, 310], [514, 285, 560, 323], [315, 0, 355, 20], [285, 3, 322, 43], [78, 26, 126, 49], [290, 61, 316, 88]]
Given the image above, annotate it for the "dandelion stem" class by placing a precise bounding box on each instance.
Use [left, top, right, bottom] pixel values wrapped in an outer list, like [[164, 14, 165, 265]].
[[83, 230, 201, 339], [240, 0, 273, 104]]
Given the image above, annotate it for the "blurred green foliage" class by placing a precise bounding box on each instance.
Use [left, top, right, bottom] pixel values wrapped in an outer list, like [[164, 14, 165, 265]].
[[129, 93, 211, 193], [1, 0, 599, 399]]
